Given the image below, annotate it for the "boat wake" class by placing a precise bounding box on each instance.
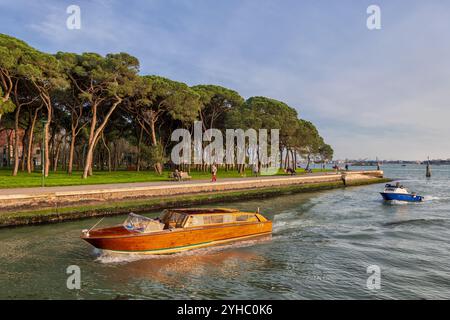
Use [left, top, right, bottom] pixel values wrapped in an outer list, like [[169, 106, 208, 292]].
[[94, 235, 272, 264], [383, 195, 444, 204], [272, 211, 312, 234], [422, 195, 447, 201], [383, 200, 413, 206]]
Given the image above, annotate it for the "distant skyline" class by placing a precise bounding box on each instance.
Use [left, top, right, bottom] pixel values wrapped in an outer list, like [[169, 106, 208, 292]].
[[1, 0, 450, 160]]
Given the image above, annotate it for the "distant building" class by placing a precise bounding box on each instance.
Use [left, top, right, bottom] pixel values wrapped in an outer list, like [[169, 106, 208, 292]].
[[0, 129, 41, 168]]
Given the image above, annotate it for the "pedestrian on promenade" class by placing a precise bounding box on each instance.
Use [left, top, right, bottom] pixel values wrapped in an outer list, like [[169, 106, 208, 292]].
[[286, 167, 296, 175], [252, 164, 259, 177], [211, 164, 217, 182], [174, 169, 182, 181]]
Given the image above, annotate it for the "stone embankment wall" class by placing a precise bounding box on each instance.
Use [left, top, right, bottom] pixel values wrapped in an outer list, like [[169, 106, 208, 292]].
[[0, 171, 383, 213]]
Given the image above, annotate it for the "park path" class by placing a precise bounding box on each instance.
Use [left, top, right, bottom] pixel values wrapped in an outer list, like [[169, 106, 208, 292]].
[[0, 172, 336, 197]]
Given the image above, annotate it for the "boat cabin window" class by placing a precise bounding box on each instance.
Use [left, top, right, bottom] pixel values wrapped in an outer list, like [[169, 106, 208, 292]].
[[223, 214, 234, 223], [235, 214, 258, 222], [205, 215, 224, 224], [186, 214, 226, 227], [184, 213, 258, 227], [187, 215, 205, 227]]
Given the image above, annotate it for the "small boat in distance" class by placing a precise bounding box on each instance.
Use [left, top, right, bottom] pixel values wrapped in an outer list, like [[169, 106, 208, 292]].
[[380, 183, 424, 202], [81, 208, 272, 255]]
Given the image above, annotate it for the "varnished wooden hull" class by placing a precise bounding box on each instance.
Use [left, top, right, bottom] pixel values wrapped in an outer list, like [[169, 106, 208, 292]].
[[82, 221, 272, 254]]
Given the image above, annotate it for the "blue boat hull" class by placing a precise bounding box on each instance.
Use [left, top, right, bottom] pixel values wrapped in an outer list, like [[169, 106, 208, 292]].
[[380, 192, 423, 202]]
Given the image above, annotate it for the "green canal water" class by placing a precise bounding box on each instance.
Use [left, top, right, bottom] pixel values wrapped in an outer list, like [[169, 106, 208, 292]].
[[0, 165, 449, 299]]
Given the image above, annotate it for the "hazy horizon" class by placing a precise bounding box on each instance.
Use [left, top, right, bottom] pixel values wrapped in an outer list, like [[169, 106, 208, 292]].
[[1, 0, 450, 160]]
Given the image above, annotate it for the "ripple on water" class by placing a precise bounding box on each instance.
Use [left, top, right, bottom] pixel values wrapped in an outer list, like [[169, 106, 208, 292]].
[[382, 217, 450, 227]]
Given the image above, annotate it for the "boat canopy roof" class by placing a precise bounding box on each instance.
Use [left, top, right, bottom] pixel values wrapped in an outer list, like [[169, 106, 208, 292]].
[[166, 208, 241, 215], [385, 183, 404, 188], [384, 183, 410, 194], [160, 208, 265, 228]]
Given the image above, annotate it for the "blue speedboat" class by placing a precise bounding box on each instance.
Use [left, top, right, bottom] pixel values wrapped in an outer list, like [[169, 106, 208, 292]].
[[380, 183, 424, 202]]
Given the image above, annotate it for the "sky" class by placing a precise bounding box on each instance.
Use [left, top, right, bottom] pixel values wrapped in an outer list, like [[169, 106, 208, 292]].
[[1, 0, 450, 160]]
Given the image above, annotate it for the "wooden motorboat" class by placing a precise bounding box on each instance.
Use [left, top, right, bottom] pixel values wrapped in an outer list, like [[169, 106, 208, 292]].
[[81, 208, 272, 254]]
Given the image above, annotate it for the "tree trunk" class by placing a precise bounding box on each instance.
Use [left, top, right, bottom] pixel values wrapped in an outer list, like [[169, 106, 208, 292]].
[[21, 132, 27, 172], [82, 98, 121, 179], [7, 130, 12, 167], [67, 131, 76, 175], [294, 150, 297, 170], [53, 137, 62, 172], [284, 148, 289, 169], [76, 149, 81, 171], [136, 126, 143, 172], [44, 118, 51, 177], [21, 118, 30, 172], [306, 154, 311, 171], [85, 102, 98, 177], [61, 138, 66, 171], [279, 146, 283, 169], [149, 118, 162, 175], [102, 133, 112, 172], [289, 149, 294, 169], [12, 106, 21, 176], [112, 142, 117, 171], [86, 141, 96, 177], [26, 107, 40, 173]]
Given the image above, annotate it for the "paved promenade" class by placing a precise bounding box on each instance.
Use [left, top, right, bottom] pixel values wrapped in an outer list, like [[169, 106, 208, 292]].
[[0, 171, 335, 197], [0, 171, 384, 211]]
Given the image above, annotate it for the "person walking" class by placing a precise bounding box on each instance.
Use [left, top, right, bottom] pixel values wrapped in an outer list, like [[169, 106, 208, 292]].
[[174, 168, 181, 181], [252, 164, 259, 177], [211, 164, 217, 182]]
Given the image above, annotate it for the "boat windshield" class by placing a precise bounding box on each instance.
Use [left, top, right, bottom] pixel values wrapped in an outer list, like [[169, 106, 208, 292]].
[[123, 213, 164, 233]]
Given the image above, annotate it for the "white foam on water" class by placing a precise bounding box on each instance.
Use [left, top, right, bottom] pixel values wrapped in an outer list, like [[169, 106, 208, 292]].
[[385, 200, 410, 206], [422, 195, 447, 201], [95, 251, 144, 264], [272, 211, 311, 233], [94, 236, 272, 264]]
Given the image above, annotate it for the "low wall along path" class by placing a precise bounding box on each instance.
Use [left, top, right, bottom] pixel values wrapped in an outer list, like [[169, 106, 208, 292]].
[[0, 171, 384, 212]]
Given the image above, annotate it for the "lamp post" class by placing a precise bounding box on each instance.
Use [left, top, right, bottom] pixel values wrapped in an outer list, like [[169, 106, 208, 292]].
[[41, 120, 47, 187]]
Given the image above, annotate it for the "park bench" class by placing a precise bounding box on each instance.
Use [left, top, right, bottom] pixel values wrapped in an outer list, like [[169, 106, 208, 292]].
[[169, 171, 192, 181]]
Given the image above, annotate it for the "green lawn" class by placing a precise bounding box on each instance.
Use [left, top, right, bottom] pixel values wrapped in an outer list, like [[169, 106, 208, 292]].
[[0, 167, 331, 189]]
